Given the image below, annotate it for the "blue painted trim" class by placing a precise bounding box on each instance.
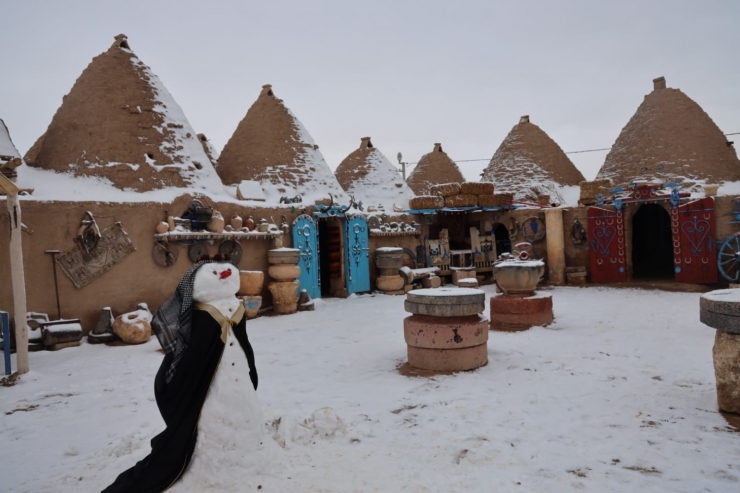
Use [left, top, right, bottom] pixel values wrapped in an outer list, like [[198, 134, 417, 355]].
[[1, 312, 10, 375]]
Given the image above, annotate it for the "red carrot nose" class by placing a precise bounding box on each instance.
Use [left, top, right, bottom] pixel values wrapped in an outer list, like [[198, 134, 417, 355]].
[[220, 269, 232, 279]]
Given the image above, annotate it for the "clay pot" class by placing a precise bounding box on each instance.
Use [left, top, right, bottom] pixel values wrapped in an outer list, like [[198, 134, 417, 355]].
[[240, 295, 262, 319], [258, 219, 269, 233], [493, 260, 545, 295], [155, 221, 169, 234], [230, 215, 243, 230], [167, 216, 175, 231], [268, 264, 301, 282], [239, 270, 264, 296], [245, 216, 256, 231], [376, 275, 405, 292], [207, 211, 225, 233], [268, 281, 299, 315]]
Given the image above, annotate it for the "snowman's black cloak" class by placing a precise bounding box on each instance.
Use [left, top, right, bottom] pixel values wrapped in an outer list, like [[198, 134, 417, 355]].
[[102, 309, 257, 493]]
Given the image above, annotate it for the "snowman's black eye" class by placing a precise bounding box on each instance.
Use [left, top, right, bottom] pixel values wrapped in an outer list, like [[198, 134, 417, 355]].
[[212, 270, 218, 275]]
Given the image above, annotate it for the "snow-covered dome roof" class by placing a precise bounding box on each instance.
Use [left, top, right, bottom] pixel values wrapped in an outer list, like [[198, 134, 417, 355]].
[[597, 77, 740, 189], [216, 84, 347, 204], [406, 143, 464, 195], [334, 137, 414, 210], [23, 34, 222, 193], [481, 115, 585, 203]]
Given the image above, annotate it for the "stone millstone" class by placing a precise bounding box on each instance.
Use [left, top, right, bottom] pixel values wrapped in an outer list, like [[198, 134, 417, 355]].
[[713, 330, 740, 413], [407, 344, 488, 372], [700, 289, 740, 334], [490, 293, 553, 332], [404, 315, 488, 349], [405, 287, 485, 317]]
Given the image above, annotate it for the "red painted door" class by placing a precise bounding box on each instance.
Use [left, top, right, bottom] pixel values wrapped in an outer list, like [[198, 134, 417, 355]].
[[588, 207, 627, 283], [673, 197, 717, 284]]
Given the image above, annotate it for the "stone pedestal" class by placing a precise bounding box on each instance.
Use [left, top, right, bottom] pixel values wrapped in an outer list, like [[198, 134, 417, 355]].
[[490, 292, 553, 332], [240, 295, 262, 319], [700, 289, 740, 414], [544, 208, 565, 286], [403, 287, 488, 371], [267, 248, 300, 315], [376, 247, 405, 295]]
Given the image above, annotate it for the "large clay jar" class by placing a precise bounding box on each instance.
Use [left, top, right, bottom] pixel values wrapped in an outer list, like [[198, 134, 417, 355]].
[[230, 215, 243, 230], [155, 221, 169, 234], [268, 264, 301, 282], [376, 275, 405, 292], [245, 216, 256, 231], [241, 295, 262, 319], [376, 247, 404, 270], [494, 259, 545, 295], [268, 281, 299, 314], [207, 211, 225, 233], [239, 270, 264, 296]]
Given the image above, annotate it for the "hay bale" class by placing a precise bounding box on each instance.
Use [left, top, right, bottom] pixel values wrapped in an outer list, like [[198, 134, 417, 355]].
[[494, 193, 514, 208], [409, 195, 444, 210], [429, 182, 461, 197], [460, 182, 494, 195], [478, 194, 497, 207], [444, 194, 478, 207], [579, 180, 611, 202]]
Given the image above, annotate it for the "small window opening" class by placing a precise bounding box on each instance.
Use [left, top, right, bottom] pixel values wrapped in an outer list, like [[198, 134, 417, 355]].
[[657, 165, 664, 171], [120, 40, 130, 49], [146, 153, 154, 160], [641, 167, 647, 174]]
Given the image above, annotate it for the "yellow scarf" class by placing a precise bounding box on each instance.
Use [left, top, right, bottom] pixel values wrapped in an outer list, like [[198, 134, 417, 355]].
[[193, 302, 245, 344]]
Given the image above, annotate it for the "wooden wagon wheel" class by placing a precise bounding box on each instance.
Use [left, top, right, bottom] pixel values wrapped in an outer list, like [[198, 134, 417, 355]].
[[152, 241, 178, 267], [218, 239, 243, 265], [187, 242, 209, 263], [521, 216, 546, 243], [718, 233, 740, 282]]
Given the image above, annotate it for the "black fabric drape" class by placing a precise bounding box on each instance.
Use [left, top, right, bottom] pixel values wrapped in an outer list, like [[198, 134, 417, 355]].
[[102, 309, 257, 493]]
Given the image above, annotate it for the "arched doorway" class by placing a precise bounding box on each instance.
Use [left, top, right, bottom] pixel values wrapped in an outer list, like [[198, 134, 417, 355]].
[[632, 204, 673, 279], [493, 223, 512, 255]]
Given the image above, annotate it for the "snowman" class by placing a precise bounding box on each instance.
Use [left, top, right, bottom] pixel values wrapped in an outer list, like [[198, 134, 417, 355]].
[[103, 255, 276, 493]]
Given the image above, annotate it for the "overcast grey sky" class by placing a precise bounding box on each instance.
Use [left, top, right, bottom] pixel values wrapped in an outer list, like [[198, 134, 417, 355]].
[[1, 0, 738, 181]]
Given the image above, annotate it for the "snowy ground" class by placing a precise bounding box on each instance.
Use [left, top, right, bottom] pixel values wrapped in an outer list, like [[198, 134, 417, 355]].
[[2, 286, 739, 492]]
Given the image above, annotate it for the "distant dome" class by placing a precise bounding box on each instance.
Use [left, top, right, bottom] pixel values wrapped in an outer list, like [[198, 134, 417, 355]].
[[481, 115, 584, 203], [335, 137, 414, 210], [23, 34, 220, 193], [406, 143, 464, 195], [216, 84, 346, 204], [597, 77, 740, 188]]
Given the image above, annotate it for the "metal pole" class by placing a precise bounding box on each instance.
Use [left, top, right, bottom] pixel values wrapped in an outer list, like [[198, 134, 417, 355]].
[[45, 250, 61, 319]]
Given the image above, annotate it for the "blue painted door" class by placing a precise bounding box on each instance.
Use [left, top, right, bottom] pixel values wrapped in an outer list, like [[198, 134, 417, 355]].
[[345, 215, 370, 294], [292, 214, 321, 299]]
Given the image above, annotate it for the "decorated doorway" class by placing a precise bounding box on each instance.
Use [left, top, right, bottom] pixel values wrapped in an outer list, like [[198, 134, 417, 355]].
[[632, 204, 673, 279], [673, 197, 717, 284], [345, 215, 370, 294], [587, 206, 627, 283], [493, 223, 512, 254], [292, 214, 321, 299]]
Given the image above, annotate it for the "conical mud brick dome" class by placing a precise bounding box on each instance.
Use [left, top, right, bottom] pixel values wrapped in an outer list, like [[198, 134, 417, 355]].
[[217, 84, 346, 204], [597, 77, 740, 188], [481, 115, 585, 202], [406, 143, 464, 195], [335, 137, 414, 210], [24, 34, 221, 193]]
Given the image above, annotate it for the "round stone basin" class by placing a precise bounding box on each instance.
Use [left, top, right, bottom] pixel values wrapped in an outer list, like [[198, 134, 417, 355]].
[[494, 259, 545, 295]]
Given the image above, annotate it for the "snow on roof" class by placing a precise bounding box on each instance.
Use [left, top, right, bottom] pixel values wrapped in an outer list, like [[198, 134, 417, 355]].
[[22, 34, 223, 194], [236, 180, 267, 201], [597, 77, 740, 190], [406, 143, 464, 195], [0, 119, 21, 160], [198, 133, 220, 168], [481, 117, 584, 204], [335, 137, 414, 210], [216, 84, 347, 205]]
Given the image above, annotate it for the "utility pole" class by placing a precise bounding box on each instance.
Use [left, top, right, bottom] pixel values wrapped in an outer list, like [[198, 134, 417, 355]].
[[397, 152, 408, 181]]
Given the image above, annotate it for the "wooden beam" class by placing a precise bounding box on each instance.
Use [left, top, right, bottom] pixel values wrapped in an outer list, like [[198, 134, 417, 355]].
[[5, 193, 28, 373], [0, 173, 19, 197]]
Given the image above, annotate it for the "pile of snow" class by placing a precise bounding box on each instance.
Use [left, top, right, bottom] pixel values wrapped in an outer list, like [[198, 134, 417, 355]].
[[1, 286, 739, 491]]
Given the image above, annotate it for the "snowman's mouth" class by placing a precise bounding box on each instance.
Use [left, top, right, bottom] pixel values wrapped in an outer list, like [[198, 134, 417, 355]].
[[220, 270, 232, 280]]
